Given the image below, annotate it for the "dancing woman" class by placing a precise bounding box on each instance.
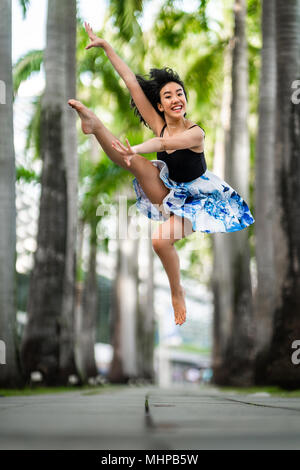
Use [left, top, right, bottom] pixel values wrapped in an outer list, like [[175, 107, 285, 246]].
[[68, 23, 255, 326]]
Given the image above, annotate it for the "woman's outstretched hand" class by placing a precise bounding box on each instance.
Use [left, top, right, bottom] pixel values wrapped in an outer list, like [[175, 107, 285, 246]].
[[84, 22, 105, 49], [111, 138, 137, 167]]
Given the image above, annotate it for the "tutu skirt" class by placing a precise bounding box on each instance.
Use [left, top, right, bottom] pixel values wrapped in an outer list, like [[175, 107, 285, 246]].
[[132, 160, 255, 233]]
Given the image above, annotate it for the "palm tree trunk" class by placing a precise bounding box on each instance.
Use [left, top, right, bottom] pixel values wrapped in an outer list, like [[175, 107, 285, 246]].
[[214, 0, 255, 386], [21, 0, 78, 385], [75, 219, 98, 382], [0, 0, 22, 387], [263, 0, 300, 388], [58, 0, 78, 383], [136, 234, 155, 382], [253, 0, 277, 383], [211, 39, 234, 383], [109, 214, 138, 383]]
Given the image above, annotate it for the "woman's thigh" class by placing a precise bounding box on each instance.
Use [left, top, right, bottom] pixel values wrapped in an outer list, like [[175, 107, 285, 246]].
[[130, 155, 170, 206], [152, 213, 194, 243]]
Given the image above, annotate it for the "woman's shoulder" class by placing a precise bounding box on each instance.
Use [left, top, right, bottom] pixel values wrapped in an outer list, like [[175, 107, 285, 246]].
[[187, 121, 206, 138]]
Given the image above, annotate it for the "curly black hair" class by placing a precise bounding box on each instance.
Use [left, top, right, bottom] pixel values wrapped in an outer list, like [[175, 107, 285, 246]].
[[130, 67, 188, 128]]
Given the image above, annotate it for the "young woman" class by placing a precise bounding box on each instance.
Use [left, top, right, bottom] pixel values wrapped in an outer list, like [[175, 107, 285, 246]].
[[68, 23, 255, 327]]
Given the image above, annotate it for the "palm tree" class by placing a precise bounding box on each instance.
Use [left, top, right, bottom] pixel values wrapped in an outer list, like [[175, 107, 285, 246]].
[[213, 0, 255, 386], [21, 0, 78, 385], [14, 14, 147, 384], [253, 0, 276, 383], [136, 235, 155, 382], [211, 37, 234, 384], [108, 200, 139, 383], [262, 0, 300, 388], [0, 0, 22, 387], [75, 217, 98, 382]]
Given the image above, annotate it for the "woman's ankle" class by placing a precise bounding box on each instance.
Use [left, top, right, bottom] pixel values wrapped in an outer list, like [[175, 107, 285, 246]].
[[171, 285, 185, 297]]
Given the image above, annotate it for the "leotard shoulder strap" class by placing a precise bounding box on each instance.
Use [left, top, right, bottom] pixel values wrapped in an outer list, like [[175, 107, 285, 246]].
[[160, 124, 167, 137]]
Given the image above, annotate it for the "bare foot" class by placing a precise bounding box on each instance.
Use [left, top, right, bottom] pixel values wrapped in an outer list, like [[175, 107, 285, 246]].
[[171, 287, 186, 326], [68, 99, 98, 134]]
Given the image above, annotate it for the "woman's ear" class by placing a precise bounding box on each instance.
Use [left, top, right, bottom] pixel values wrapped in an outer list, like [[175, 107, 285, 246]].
[[157, 102, 163, 112]]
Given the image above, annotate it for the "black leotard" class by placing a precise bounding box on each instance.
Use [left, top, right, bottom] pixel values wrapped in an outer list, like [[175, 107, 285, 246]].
[[156, 124, 207, 183]]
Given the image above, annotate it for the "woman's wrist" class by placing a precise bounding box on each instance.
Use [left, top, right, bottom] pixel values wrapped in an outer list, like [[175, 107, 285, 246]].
[[101, 39, 109, 50]]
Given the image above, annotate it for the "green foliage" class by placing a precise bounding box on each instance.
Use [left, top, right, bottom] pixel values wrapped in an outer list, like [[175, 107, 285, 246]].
[[185, 41, 226, 105], [13, 50, 43, 95], [79, 156, 129, 224], [154, 4, 209, 48], [25, 96, 42, 160], [109, 0, 144, 43], [16, 165, 40, 183], [0, 384, 126, 396], [18, 0, 30, 19]]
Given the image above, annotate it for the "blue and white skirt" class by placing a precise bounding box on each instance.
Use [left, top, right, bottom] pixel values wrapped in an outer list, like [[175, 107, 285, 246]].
[[132, 160, 255, 233]]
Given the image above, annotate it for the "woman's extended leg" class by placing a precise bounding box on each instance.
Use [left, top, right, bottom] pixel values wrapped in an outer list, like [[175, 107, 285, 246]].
[[152, 214, 194, 326], [68, 99, 169, 207]]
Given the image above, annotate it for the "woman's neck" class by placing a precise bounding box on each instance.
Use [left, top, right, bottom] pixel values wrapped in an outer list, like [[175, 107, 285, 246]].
[[164, 116, 190, 135]]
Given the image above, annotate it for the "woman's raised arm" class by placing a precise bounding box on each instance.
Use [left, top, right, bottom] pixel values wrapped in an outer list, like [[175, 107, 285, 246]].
[[85, 23, 136, 84], [84, 23, 164, 135]]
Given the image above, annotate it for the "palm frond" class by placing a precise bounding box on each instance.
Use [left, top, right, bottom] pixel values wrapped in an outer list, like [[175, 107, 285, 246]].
[[13, 49, 44, 95], [80, 158, 131, 223], [185, 40, 226, 104], [109, 0, 144, 43], [154, 1, 210, 48]]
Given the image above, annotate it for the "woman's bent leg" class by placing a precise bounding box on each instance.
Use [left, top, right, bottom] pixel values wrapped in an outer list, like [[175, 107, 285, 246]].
[[69, 99, 169, 206]]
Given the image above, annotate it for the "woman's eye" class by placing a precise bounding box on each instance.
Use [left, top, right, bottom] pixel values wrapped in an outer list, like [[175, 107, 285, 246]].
[[165, 94, 183, 98]]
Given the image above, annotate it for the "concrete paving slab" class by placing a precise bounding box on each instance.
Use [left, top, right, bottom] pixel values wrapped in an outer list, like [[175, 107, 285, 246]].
[[0, 385, 300, 450], [147, 386, 300, 449]]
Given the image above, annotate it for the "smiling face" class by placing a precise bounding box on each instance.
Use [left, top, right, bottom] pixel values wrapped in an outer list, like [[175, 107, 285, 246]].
[[157, 81, 187, 120]]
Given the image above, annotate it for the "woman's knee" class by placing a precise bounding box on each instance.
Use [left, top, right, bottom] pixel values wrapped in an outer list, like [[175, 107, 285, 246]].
[[151, 233, 173, 253]]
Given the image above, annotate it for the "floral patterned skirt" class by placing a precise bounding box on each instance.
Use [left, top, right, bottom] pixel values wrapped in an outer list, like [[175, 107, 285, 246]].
[[132, 159, 255, 233]]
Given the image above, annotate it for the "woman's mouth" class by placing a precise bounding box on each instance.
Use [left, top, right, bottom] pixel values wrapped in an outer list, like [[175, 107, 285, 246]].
[[171, 105, 183, 113]]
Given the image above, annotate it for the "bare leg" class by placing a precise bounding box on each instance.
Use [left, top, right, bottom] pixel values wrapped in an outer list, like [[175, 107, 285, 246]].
[[152, 214, 194, 326], [68, 99, 169, 206]]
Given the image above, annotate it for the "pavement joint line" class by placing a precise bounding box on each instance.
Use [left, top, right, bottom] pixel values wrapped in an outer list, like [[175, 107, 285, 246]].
[[219, 396, 300, 413], [147, 391, 300, 414]]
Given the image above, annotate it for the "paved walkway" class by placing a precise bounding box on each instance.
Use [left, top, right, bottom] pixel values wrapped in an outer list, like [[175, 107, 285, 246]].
[[1, 385, 300, 449]]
